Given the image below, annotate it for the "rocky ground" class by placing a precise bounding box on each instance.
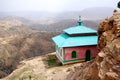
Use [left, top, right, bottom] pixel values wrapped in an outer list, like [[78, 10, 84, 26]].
[[66, 10, 120, 80], [0, 53, 80, 80]]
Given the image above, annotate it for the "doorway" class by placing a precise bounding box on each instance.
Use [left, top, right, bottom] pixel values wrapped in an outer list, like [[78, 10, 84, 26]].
[[85, 50, 91, 61]]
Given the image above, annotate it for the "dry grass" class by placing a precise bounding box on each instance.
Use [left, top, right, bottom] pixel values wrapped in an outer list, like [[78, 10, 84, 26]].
[[43, 54, 62, 68]]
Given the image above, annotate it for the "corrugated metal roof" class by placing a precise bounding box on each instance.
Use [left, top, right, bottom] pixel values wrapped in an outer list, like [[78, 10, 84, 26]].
[[52, 33, 98, 47], [64, 26, 97, 35]]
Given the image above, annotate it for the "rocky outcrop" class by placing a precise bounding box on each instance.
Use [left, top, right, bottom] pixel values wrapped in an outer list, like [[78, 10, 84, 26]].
[[66, 10, 120, 80]]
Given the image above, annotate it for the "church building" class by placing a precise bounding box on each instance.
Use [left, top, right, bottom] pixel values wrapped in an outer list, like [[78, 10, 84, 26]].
[[52, 18, 98, 65]]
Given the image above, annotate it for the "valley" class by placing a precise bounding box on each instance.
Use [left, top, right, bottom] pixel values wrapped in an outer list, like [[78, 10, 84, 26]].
[[0, 7, 115, 79], [0, 18, 59, 78]]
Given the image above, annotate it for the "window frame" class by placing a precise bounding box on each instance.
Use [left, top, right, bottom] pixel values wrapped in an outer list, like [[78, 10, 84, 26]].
[[71, 51, 77, 58]]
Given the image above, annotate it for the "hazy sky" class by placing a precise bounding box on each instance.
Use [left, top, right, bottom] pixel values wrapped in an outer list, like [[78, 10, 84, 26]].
[[0, 0, 118, 12]]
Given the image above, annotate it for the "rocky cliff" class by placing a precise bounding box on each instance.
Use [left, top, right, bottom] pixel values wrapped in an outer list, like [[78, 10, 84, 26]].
[[66, 10, 120, 80]]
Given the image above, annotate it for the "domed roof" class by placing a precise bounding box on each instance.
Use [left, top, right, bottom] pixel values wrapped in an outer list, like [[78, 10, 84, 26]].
[[64, 18, 97, 35], [52, 33, 98, 47], [64, 26, 97, 35]]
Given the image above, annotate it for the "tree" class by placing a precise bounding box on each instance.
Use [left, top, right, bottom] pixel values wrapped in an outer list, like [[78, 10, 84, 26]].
[[117, 1, 120, 8]]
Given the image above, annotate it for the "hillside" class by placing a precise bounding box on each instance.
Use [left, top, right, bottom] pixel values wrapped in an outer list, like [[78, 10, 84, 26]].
[[0, 53, 72, 80], [0, 18, 59, 78], [29, 19, 99, 31], [0, 31, 58, 78], [0, 18, 32, 37], [1, 16, 99, 32]]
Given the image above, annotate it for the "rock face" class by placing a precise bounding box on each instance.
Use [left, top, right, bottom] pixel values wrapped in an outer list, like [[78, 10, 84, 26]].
[[66, 10, 120, 80]]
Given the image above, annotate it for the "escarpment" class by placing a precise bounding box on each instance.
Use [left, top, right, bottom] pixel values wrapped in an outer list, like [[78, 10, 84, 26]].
[[66, 10, 120, 80]]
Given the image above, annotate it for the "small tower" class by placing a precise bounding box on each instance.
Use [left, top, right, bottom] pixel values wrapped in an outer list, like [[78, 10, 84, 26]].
[[77, 16, 83, 26]]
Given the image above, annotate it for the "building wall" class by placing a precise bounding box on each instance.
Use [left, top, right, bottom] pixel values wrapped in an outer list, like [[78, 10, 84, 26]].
[[64, 45, 98, 60], [56, 45, 64, 60]]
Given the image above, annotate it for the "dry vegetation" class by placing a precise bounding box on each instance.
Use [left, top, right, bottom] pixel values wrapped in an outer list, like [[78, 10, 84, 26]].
[[1, 53, 74, 80], [0, 18, 60, 78]]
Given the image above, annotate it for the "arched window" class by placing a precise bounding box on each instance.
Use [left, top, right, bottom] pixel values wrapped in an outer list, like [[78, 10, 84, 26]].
[[85, 50, 91, 61], [72, 51, 77, 58]]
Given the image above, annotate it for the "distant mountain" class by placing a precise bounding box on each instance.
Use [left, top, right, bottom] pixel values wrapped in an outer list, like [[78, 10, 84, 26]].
[[0, 7, 115, 20], [0, 18, 32, 37], [80, 7, 114, 20], [1, 17, 99, 32], [0, 7, 114, 31], [52, 7, 115, 20], [29, 19, 99, 31]]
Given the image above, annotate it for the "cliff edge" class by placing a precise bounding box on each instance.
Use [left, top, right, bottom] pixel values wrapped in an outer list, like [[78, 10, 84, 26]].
[[66, 10, 120, 80]]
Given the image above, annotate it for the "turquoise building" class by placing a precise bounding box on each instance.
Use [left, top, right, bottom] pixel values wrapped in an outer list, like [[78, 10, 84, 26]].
[[52, 18, 98, 65]]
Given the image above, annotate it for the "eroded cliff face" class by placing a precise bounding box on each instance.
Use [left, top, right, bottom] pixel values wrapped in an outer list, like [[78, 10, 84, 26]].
[[66, 10, 120, 80]]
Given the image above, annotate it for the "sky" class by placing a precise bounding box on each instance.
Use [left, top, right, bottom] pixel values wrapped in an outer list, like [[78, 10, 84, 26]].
[[0, 0, 118, 12]]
